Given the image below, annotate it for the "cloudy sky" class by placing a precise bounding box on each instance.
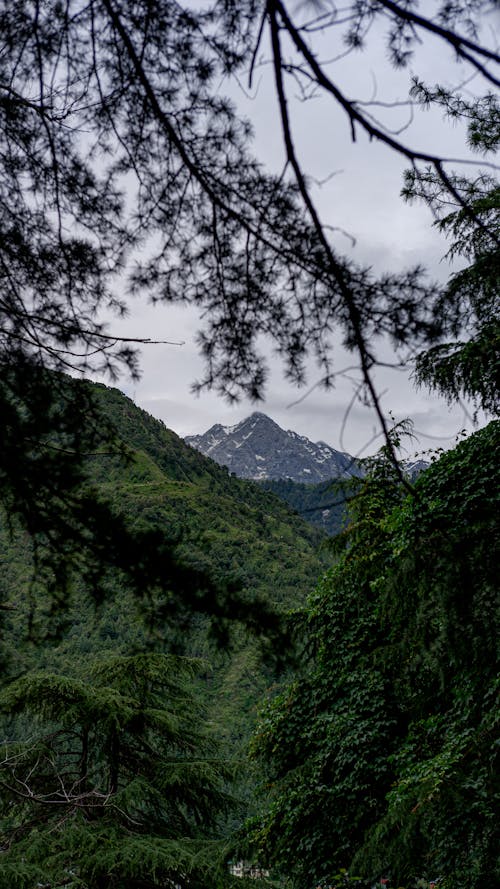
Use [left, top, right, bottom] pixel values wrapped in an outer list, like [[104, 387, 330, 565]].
[[104, 4, 496, 459]]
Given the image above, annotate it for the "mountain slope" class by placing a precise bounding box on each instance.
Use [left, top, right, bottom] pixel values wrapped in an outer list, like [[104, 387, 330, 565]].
[[85, 385, 326, 606], [0, 383, 333, 885], [185, 412, 360, 483], [1, 381, 328, 748]]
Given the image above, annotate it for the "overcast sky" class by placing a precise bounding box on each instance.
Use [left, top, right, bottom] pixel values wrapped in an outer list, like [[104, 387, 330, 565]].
[[102, 3, 496, 459]]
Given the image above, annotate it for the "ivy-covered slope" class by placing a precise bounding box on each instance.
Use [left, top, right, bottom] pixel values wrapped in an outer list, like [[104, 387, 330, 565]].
[[250, 421, 499, 889]]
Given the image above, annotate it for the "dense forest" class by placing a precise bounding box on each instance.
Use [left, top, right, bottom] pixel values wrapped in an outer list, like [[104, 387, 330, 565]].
[[0, 380, 328, 887], [1, 382, 498, 887], [0, 1, 498, 887]]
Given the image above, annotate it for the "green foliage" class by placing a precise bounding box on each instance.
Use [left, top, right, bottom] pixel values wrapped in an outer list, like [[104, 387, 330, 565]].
[[0, 653, 238, 888], [0, 381, 327, 884], [362, 423, 500, 888], [403, 104, 499, 416], [415, 319, 499, 416], [413, 180, 500, 414], [249, 423, 500, 888]]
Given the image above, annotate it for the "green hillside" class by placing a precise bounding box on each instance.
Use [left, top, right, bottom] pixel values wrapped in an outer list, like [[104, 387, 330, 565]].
[[90, 382, 326, 604], [1, 379, 327, 751], [0, 381, 332, 884]]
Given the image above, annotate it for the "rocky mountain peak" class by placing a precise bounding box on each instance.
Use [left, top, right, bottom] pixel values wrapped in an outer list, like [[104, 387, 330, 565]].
[[185, 413, 359, 483]]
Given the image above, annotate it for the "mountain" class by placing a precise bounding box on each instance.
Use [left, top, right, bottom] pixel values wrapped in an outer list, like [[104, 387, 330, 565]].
[[64, 385, 326, 620], [185, 412, 361, 484], [405, 458, 431, 480]]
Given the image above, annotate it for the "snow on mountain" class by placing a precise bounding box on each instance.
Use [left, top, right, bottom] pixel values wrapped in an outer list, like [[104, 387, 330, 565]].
[[185, 412, 362, 483], [185, 413, 429, 484]]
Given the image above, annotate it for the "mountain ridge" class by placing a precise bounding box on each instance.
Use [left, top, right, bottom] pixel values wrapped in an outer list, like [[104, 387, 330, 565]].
[[185, 412, 429, 485], [185, 412, 360, 484]]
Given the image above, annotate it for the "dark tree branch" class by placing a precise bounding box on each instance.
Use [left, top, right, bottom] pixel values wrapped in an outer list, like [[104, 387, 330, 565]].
[[273, 0, 500, 247], [377, 0, 500, 84], [268, 1, 413, 492]]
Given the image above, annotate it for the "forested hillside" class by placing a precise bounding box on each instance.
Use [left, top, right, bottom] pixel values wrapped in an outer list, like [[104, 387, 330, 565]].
[[89, 382, 325, 605], [1, 377, 326, 682], [0, 380, 327, 887], [259, 477, 353, 535], [2, 391, 498, 888]]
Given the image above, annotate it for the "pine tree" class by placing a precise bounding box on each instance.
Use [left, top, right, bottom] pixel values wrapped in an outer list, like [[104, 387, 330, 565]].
[[402, 87, 499, 417], [0, 653, 238, 888]]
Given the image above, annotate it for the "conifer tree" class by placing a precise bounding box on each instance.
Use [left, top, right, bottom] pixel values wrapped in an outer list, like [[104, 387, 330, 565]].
[[402, 86, 499, 417], [0, 653, 238, 888]]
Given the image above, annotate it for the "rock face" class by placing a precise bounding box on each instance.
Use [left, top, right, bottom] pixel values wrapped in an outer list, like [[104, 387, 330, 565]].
[[185, 412, 360, 483]]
